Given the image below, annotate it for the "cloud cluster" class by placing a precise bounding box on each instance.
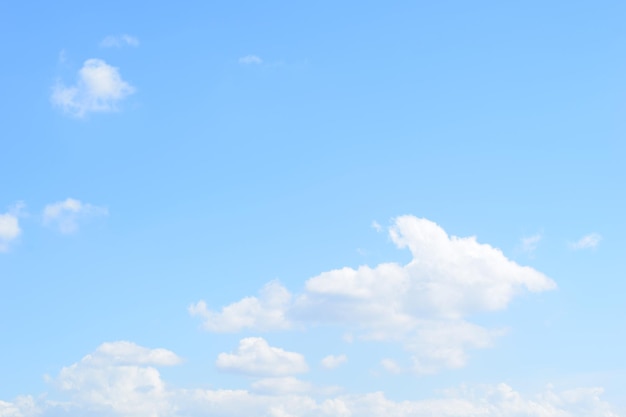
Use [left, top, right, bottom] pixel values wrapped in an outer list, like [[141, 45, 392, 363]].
[[43, 198, 108, 234], [52, 59, 135, 117], [0, 198, 107, 254], [0, 341, 619, 417], [191, 216, 556, 373]]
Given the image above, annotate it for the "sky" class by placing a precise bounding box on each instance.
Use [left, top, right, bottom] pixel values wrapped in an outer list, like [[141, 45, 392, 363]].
[[1, 1, 625, 416]]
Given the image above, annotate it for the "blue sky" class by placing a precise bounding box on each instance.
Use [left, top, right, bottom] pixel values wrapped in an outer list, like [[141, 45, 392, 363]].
[[1, 1, 625, 416]]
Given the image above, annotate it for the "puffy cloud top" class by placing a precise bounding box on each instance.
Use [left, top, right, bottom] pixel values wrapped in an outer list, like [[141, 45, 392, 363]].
[[51, 59, 135, 117], [216, 338, 308, 377]]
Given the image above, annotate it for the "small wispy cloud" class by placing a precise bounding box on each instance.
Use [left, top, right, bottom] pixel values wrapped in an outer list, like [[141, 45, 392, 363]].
[[381, 358, 402, 374], [100, 34, 139, 48], [569, 233, 602, 250], [520, 233, 542, 255], [43, 198, 108, 234], [51, 59, 135, 117], [58, 49, 67, 64], [239, 54, 263, 65], [371, 221, 383, 232]]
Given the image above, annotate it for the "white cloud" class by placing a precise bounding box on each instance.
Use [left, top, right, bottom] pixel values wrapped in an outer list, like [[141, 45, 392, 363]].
[[0, 397, 38, 417], [189, 281, 292, 332], [100, 34, 139, 48], [0, 342, 618, 417], [371, 221, 382, 232], [239, 55, 263, 65], [88, 341, 182, 366], [53, 342, 181, 417], [0, 342, 620, 417], [43, 198, 108, 234], [570, 233, 602, 250], [320, 355, 347, 370], [216, 337, 308, 377], [193, 216, 556, 373], [520, 233, 542, 254], [0, 212, 20, 252], [51, 59, 135, 117]]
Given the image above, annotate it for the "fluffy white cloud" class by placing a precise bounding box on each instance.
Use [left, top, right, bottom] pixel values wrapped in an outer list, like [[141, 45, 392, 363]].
[[43, 198, 108, 234], [51, 59, 135, 117], [0, 212, 20, 252], [570, 233, 602, 250], [320, 354, 347, 370], [216, 337, 308, 377], [239, 55, 262, 65], [53, 342, 180, 417], [100, 34, 139, 48], [192, 216, 556, 373], [189, 281, 292, 332]]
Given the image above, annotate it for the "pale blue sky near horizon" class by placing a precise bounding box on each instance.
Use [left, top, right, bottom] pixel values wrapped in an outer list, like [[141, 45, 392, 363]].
[[1, 1, 625, 416]]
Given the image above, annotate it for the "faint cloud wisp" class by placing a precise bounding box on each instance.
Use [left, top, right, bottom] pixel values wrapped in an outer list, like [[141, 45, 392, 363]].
[[569, 233, 602, 250], [100, 34, 140, 48], [520, 233, 542, 255], [43, 198, 108, 234], [239, 55, 263, 65]]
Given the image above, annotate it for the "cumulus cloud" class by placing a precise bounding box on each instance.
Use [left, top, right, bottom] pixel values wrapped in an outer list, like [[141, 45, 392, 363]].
[[192, 216, 556, 373], [51, 59, 135, 117], [52, 342, 181, 417], [320, 355, 347, 370], [570, 233, 602, 250], [100, 34, 139, 48], [0, 342, 619, 417], [43, 198, 108, 234], [216, 338, 308, 377], [0, 212, 20, 252], [239, 55, 263, 65], [189, 281, 292, 332]]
